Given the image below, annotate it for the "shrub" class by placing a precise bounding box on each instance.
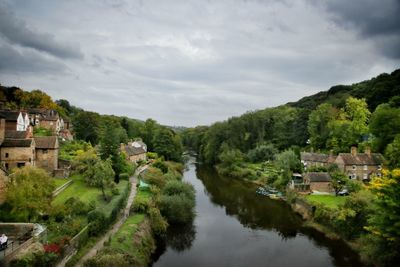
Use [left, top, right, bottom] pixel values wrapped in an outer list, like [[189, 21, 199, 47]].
[[64, 197, 91, 216], [159, 194, 195, 224], [153, 161, 168, 174], [162, 180, 195, 199], [149, 207, 168, 235], [88, 210, 107, 236], [141, 167, 166, 189], [131, 197, 152, 214], [247, 144, 278, 162], [119, 173, 129, 180]]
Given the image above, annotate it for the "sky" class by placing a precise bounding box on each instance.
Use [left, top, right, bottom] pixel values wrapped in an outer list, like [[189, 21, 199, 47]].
[[0, 0, 399, 127]]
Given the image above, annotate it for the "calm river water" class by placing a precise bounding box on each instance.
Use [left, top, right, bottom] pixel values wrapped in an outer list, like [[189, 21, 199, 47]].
[[152, 160, 364, 267]]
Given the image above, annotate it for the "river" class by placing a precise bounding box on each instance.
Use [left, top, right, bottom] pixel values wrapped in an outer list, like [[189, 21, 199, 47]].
[[152, 160, 364, 267]]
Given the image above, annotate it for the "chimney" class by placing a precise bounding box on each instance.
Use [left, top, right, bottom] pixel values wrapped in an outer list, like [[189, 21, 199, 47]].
[[0, 118, 5, 144], [351, 145, 357, 156], [365, 146, 371, 156]]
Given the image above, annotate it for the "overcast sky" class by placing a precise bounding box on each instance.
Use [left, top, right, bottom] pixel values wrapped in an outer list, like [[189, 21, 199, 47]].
[[0, 0, 399, 126]]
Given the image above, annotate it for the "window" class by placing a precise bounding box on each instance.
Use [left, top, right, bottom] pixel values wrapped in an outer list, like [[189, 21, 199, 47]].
[[378, 165, 382, 170], [352, 174, 357, 179], [352, 165, 356, 170], [5, 153, 9, 158], [363, 165, 368, 170], [5, 163, 9, 170], [17, 162, 25, 168], [363, 173, 368, 180]]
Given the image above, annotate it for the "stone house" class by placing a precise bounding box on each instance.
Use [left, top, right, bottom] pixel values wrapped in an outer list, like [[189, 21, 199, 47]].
[[300, 152, 336, 170], [26, 109, 62, 134], [34, 136, 59, 174], [303, 172, 333, 193], [0, 138, 36, 171], [334, 146, 385, 181], [0, 110, 30, 131], [121, 140, 147, 163]]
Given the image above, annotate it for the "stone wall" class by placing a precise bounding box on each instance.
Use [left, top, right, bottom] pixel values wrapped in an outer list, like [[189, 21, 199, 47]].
[[310, 182, 333, 193], [35, 148, 58, 173], [0, 171, 7, 204], [129, 153, 146, 163], [344, 165, 381, 180], [0, 146, 35, 170]]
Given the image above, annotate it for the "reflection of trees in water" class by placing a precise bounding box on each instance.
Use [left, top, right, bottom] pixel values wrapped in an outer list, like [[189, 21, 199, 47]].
[[166, 221, 197, 252], [196, 167, 302, 239]]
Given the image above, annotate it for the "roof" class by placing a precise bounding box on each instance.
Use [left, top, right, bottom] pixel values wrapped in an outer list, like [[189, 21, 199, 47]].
[[2, 138, 34, 147], [34, 136, 58, 149], [0, 111, 20, 121], [337, 153, 385, 165], [301, 152, 330, 163], [5, 130, 29, 139], [125, 146, 146, 156], [304, 172, 332, 182]]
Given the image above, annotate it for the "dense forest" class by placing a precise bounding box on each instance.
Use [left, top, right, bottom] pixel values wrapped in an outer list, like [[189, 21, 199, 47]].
[[182, 69, 400, 166]]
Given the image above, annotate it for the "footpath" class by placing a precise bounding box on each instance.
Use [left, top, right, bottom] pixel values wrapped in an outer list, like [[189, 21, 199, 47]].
[[56, 165, 148, 267]]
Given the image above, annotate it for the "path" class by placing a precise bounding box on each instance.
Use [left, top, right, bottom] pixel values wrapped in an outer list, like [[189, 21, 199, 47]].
[[56, 165, 148, 267]]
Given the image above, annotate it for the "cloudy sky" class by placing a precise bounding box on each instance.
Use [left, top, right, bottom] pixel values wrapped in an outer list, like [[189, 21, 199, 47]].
[[0, 0, 399, 126]]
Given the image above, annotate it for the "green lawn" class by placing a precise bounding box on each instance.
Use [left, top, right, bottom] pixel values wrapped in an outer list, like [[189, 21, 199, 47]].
[[110, 214, 145, 252], [304, 195, 347, 209], [53, 178, 70, 188], [53, 175, 128, 209]]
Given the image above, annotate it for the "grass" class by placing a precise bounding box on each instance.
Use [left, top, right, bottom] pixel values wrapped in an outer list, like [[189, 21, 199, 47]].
[[53, 175, 128, 210], [305, 195, 348, 209], [53, 178, 70, 188], [135, 189, 152, 202], [110, 214, 145, 252]]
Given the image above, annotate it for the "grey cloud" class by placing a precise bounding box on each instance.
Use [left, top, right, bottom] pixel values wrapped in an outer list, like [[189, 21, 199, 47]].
[[0, 41, 66, 74], [317, 0, 400, 58], [0, 5, 83, 59]]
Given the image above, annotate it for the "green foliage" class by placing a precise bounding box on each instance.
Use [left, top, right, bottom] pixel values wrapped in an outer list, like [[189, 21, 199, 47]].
[[60, 140, 92, 161], [148, 207, 168, 235], [6, 167, 55, 222], [308, 103, 337, 149], [153, 160, 168, 174], [10, 251, 58, 267], [72, 111, 101, 144], [247, 143, 278, 162], [159, 180, 195, 224], [385, 134, 400, 169], [152, 127, 183, 162], [370, 103, 400, 152], [141, 167, 166, 189], [33, 127, 53, 136], [330, 171, 348, 195]]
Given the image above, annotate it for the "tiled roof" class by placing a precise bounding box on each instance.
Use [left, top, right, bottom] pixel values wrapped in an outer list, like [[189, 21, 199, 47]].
[[5, 130, 29, 139], [125, 146, 146, 156], [34, 136, 58, 149], [304, 172, 332, 182], [337, 153, 385, 165], [2, 138, 33, 147], [301, 152, 330, 163]]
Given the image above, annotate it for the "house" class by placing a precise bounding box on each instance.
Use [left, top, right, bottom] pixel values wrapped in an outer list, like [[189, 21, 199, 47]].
[[34, 136, 59, 174], [0, 110, 30, 131], [121, 140, 147, 163], [0, 138, 36, 171], [335, 146, 385, 181], [300, 152, 336, 170], [303, 172, 333, 193], [26, 109, 62, 134]]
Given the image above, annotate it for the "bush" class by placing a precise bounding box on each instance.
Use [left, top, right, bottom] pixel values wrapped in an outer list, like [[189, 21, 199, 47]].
[[64, 197, 92, 216], [162, 180, 195, 199], [141, 167, 166, 189], [153, 161, 168, 174], [119, 173, 129, 180], [159, 194, 195, 224], [88, 210, 107, 236], [247, 144, 278, 162], [131, 197, 152, 214], [149, 207, 168, 235]]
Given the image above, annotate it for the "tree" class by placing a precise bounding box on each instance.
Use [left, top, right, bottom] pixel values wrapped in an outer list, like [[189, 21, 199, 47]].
[[385, 135, 400, 169], [99, 123, 122, 181], [91, 159, 115, 201], [6, 167, 55, 221], [370, 103, 400, 152], [308, 103, 337, 149], [363, 169, 400, 266], [153, 127, 183, 162], [140, 119, 158, 151], [247, 143, 278, 162], [330, 171, 348, 196], [73, 111, 101, 144], [18, 90, 58, 110]]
